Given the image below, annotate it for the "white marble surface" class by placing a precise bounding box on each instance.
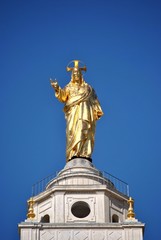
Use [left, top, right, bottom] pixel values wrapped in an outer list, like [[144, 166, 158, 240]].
[[18, 158, 144, 240]]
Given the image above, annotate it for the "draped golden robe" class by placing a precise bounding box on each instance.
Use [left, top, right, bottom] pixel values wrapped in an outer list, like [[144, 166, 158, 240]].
[[55, 80, 103, 161]]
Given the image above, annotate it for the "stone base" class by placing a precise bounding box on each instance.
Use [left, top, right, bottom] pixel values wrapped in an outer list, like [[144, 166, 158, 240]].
[[58, 157, 101, 177], [18, 158, 145, 240], [19, 222, 145, 240], [68, 156, 92, 163]]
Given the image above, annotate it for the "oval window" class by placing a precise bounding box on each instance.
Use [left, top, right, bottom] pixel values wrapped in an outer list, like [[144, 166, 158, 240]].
[[71, 201, 90, 218]]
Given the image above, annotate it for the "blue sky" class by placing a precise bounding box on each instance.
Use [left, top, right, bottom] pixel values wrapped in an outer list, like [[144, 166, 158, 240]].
[[1, 0, 161, 239]]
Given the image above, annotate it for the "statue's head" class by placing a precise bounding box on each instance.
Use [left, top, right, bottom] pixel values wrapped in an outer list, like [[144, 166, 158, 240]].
[[66, 60, 86, 84], [71, 67, 82, 83]]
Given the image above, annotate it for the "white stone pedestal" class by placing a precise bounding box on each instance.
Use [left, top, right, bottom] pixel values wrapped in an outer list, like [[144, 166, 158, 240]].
[[18, 158, 145, 240]]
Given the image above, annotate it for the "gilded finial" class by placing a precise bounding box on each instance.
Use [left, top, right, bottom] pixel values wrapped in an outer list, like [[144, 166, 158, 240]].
[[127, 197, 135, 220], [66, 60, 87, 72], [27, 197, 35, 219]]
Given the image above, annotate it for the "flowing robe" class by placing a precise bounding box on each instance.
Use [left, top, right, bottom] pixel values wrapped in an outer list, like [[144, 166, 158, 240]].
[[55, 81, 103, 161]]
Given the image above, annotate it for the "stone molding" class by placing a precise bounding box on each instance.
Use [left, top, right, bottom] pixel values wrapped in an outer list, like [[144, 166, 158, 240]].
[[19, 222, 145, 240]]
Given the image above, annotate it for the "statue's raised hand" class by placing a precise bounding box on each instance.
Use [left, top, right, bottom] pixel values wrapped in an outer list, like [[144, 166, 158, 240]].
[[50, 79, 59, 91]]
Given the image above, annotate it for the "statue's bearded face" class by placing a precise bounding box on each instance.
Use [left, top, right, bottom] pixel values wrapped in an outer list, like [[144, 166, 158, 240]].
[[72, 69, 82, 83]]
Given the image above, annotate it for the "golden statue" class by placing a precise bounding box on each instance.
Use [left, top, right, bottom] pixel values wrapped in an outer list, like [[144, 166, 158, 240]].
[[51, 60, 103, 162]]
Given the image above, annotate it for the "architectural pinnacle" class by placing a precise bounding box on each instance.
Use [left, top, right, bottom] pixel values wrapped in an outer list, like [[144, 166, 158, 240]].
[[127, 197, 135, 220], [27, 197, 35, 219]]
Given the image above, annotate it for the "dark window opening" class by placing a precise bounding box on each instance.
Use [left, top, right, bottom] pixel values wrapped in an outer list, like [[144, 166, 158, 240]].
[[41, 214, 50, 223], [112, 214, 119, 223]]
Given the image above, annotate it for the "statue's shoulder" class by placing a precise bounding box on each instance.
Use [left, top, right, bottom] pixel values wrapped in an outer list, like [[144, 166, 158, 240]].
[[65, 82, 72, 90], [63, 82, 74, 94], [84, 82, 92, 88], [63, 82, 71, 89], [84, 82, 94, 92]]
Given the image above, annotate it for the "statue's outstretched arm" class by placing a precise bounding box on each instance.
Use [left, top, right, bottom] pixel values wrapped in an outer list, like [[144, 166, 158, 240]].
[[50, 79, 68, 103]]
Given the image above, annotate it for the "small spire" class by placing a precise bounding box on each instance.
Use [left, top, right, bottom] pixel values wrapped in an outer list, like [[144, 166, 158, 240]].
[[127, 197, 135, 220], [27, 197, 35, 219]]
